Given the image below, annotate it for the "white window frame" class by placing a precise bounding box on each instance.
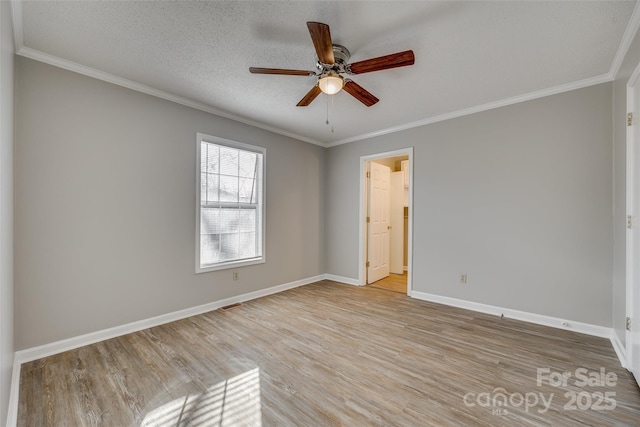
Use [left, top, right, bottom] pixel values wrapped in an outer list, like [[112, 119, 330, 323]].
[[196, 133, 266, 273]]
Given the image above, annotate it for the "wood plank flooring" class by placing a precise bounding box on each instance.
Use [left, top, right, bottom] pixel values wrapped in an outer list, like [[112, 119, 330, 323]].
[[368, 272, 408, 294], [18, 281, 640, 426]]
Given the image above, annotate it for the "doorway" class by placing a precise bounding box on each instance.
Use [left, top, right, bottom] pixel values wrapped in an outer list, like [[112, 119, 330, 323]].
[[359, 148, 413, 295]]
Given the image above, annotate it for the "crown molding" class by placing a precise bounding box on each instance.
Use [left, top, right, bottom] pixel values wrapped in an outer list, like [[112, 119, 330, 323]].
[[9, 0, 636, 148], [14, 46, 326, 147], [609, 0, 640, 79], [9, 0, 326, 146], [326, 73, 613, 148]]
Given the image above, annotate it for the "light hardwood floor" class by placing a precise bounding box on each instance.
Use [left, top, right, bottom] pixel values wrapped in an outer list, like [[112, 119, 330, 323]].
[[18, 281, 640, 426], [368, 272, 408, 294]]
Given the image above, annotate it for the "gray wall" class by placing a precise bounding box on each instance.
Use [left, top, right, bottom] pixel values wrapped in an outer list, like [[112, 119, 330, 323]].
[[612, 29, 640, 346], [10, 29, 632, 358], [0, 1, 14, 425], [326, 83, 614, 326], [15, 57, 325, 350]]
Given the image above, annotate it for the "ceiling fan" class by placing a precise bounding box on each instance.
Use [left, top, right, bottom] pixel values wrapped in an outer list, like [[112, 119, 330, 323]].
[[249, 22, 415, 107]]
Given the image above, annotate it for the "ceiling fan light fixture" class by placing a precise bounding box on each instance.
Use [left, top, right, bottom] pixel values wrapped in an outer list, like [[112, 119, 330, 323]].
[[318, 72, 344, 95], [250, 22, 414, 107]]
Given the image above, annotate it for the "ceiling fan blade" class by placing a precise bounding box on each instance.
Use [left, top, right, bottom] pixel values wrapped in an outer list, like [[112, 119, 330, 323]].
[[348, 50, 415, 74], [307, 22, 335, 65], [296, 85, 322, 107], [343, 80, 379, 107], [249, 67, 314, 76]]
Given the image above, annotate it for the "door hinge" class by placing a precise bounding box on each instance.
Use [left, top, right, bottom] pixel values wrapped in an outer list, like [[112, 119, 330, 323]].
[[366, 261, 370, 268], [628, 112, 634, 127], [366, 171, 371, 178], [366, 216, 370, 223], [626, 316, 632, 331], [628, 215, 633, 229]]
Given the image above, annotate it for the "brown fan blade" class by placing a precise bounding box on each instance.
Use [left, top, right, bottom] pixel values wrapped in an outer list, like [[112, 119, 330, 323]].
[[343, 80, 379, 107], [297, 85, 322, 107], [249, 67, 313, 76], [348, 50, 415, 74], [307, 22, 335, 65]]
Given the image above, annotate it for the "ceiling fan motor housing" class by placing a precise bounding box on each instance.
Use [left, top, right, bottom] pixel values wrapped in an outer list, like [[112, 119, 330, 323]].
[[316, 44, 351, 74]]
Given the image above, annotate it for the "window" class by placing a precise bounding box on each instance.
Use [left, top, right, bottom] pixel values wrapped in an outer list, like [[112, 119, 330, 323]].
[[196, 133, 265, 273]]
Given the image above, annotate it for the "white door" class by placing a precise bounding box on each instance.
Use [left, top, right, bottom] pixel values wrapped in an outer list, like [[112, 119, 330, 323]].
[[390, 171, 404, 274], [367, 162, 391, 283], [628, 70, 640, 385]]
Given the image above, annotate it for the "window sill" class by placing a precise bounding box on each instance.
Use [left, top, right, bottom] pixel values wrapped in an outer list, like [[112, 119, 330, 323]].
[[196, 257, 265, 274]]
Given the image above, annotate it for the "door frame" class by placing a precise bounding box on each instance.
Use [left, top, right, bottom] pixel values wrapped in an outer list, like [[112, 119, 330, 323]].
[[626, 59, 640, 377], [359, 147, 413, 295]]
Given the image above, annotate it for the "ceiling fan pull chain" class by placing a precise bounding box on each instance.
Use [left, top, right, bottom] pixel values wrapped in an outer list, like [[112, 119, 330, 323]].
[[331, 95, 335, 133], [326, 94, 330, 125], [325, 94, 335, 133]]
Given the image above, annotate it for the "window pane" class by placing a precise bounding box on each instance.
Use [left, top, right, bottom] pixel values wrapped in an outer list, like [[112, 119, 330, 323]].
[[219, 175, 238, 202], [201, 208, 220, 235], [198, 135, 264, 271], [219, 208, 239, 234], [238, 178, 255, 203], [220, 233, 239, 261], [239, 209, 256, 232], [205, 173, 219, 203], [200, 172, 207, 204], [239, 151, 257, 178], [238, 232, 256, 258], [207, 143, 219, 173], [220, 146, 238, 176], [201, 143, 208, 172], [200, 234, 220, 265], [252, 153, 263, 204]]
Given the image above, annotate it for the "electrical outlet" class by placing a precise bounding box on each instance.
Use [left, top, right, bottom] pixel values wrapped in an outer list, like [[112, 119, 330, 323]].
[[233, 271, 239, 281], [460, 274, 467, 284]]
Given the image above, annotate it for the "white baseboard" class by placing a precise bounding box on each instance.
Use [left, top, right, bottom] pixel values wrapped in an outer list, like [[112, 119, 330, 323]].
[[5, 274, 325, 427], [324, 274, 363, 287], [6, 278, 625, 427], [411, 291, 612, 338], [15, 274, 325, 364], [610, 331, 627, 368]]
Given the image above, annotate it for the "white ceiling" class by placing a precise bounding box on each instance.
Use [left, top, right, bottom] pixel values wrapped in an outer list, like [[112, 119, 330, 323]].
[[12, 1, 640, 146]]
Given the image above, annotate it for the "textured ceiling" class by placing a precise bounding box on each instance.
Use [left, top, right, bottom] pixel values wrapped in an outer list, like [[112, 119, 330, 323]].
[[14, 1, 640, 146]]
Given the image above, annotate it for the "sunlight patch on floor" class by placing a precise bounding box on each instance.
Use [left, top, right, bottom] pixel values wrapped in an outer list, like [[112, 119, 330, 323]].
[[141, 368, 261, 426]]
